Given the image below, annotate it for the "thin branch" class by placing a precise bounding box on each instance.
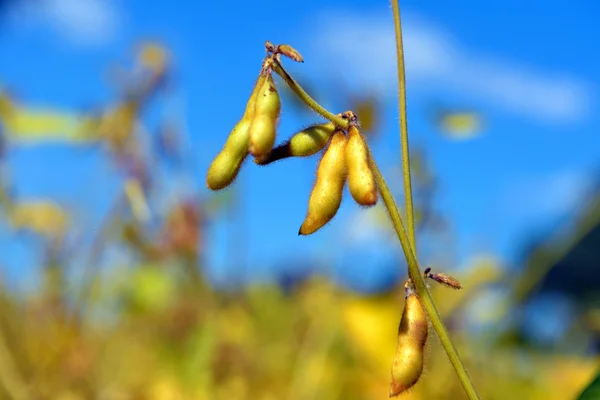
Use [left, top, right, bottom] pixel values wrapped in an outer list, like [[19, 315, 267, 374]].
[[390, 0, 417, 254], [271, 44, 481, 399]]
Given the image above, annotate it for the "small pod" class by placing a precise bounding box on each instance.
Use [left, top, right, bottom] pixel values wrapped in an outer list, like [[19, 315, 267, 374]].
[[299, 130, 348, 235], [277, 44, 304, 63], [206, 74, 266, 191], [427, 269, 462, 290], [390, 291, 428, 397], [248, 74, 281, 157], [346, 124, 377, 206], [254, 122, 336, 165]]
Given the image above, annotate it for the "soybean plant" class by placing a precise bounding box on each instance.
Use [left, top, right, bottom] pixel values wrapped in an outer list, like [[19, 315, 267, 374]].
[[205, 36, 480, 399]]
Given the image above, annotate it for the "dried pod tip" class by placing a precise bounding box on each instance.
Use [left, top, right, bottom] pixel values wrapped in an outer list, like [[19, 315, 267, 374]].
[[341, 110, 358, 124], [260, 57, 275, 76], [265, 41, 276, 53], [403, 279, 415, 298], [276, 44, 304, 63], [346, 123, 377, 206], [428, 272, 462, 290]]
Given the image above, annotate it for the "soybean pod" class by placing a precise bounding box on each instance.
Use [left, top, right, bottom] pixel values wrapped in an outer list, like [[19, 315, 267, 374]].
[[206, 74, 266, 191], [298, 130, 348, 235]]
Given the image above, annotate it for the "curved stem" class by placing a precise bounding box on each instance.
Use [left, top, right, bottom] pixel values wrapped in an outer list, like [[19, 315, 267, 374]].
[[390, 0, 417, 254], [271, 60, 349, 129], [390, 1, 480, 397], [370, 159, 480, 400], [271, 41, 480, 399]]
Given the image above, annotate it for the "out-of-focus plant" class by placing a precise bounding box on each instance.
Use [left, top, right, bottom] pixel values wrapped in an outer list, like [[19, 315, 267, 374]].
[[0, 2, 596, 399], [204, 3, 480, 397], [427, 102, 484, 141]]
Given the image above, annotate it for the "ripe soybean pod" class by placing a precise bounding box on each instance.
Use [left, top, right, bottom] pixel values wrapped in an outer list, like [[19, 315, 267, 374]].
[[390, 282, 428, 397], [346, 123, 377, 206], [298, 130, 348, 235], [254, 121, 337, 165], [248, 73, 281, 157], [206, 73, 266, 191]]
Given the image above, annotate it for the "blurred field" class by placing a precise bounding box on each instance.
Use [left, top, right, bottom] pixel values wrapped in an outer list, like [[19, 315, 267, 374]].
[[0, 18, 600, 400]]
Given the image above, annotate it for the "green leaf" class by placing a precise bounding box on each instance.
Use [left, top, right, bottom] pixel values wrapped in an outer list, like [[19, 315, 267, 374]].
[[577, 369, 600, 399]]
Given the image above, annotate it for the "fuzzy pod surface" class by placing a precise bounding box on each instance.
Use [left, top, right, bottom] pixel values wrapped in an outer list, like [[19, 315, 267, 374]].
[[299, 130, 348, 235], [248, 74, 281, 157], [346, 124, 377, 206], [390, 293, 428, 397], [255, 121, 337, 165], [206, 74, 266, 190]]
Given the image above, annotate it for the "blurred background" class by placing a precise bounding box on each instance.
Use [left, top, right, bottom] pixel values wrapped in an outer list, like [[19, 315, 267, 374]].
[[0, 0, 599, 399]]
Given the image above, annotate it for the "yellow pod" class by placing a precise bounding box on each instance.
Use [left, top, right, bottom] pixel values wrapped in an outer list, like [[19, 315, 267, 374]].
[[346, 124, 377, 206], [254, 122, 336, 165], [248, 74, 281, 157], [299, 130, 348, 235], [206, 74, 266, 191], [390, 293, 428, 397]]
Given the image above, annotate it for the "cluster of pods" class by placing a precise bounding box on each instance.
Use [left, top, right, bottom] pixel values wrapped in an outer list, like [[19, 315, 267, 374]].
[[205, 57, 281, 191], [205, 42, 465, 397], [205, 44, 378, 235], [261, 111, 378, 235], [390, 269, 462, 397]]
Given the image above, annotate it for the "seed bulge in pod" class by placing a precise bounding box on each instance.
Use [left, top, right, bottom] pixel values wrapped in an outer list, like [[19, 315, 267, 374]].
[[248, 74, 281, 158], [390, 293, 428, 397], [206, 74, 265, 191], [346, 124, 377, 206], [298, 130, 348, 235]]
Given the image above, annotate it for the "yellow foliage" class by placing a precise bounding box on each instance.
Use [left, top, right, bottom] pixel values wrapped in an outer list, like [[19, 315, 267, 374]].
[[341, 293, 399, 373], [125, 178, 151, 223], [437, 111, 483, 139], [2, 108, 101, 144], [138, 42, 169, 78], [9, 200, 69, 238], [97, 101, 139, 151], [148, 377, 187, 400]]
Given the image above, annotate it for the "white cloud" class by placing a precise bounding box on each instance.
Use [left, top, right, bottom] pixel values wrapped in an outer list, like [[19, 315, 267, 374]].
[[500, 170, 593, 224], [306, 10, 592, 124], [8, 0, 120, 46]]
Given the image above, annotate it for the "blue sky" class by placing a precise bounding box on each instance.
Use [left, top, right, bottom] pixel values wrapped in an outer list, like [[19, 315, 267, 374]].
[[0, 0, 599, 294]]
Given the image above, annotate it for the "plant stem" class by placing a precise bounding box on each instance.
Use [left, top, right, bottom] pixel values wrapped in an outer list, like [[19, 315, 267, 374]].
[[370, 160, 480, 400], [71, 191, 128, 326], [390, 0, 417, 254], [271, 37, 480, 400], [271, 60, 349, 129], [390, 1, 480, 397]]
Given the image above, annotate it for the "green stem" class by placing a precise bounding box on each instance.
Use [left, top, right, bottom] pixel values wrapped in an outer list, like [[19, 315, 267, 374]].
[[390, 0, 417, 254], [271, 60, 349, 129], [370, 160, 480, 400], [390, 1, 479, 397], [271, 35, 480, 399]]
